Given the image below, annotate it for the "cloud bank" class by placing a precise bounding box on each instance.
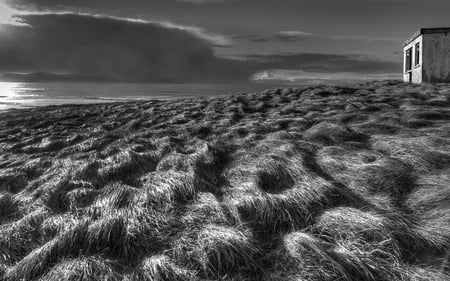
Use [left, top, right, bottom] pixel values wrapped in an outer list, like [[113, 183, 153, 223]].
[[246, 53, 400, 74], [0, 13, 252, 82], [252, 69, 400, 83], [0, 13, 401, 83], [176, 0, 227, 3], [274, 31, 316, 42]]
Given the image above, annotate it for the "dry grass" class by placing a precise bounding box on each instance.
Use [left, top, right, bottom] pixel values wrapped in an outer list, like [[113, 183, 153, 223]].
[[191, 225, 261, 277], [0, 192, 20, 223], [130, 255, 197, 281], [0, 80, 450, 280], [268, 231, 352, 281], [38, 256, 121, 281]]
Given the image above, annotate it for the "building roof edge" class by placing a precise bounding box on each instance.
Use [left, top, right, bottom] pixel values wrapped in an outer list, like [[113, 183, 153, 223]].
[[404, 27, 450, 47]]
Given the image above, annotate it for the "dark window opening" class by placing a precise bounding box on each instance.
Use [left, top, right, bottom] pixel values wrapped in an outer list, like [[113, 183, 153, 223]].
[[415, 42, 420, 66], [405, 47, 412, 71]]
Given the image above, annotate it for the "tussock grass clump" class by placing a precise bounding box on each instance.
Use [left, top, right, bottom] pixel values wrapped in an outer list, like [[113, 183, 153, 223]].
[[355, 114, 402, 134], [28, 160, 82, 200], [5, 226, 65, 281], [316, 146, 415, 199], [35, 137, 67, 153], [191, 123, 213, 138], [310, 208, 410, 280], [72, 160, 102, 186], [404, 108, 450, 121], [0, 192, 20, 222], [328, 235, 406, 281], [86, 208, 170, 259], [131, 255, 197, 281], [312, 207, 435, 257], [269, 231, 351, 281], [141, 171, 197, 204], [98, 150, 158, 186], [405, 172, 450, 253], [225, 139, 318, 192], [406, 266, 450, 281], [191, 225, 261, 277], [60, 137, 101, 154], [303, 122, 367, 145], [0, 208, 49, 267], [42, 180, 76, 213], [312, 207, 398, 247], [264, 130, 304, 141], [155, 152, 191, 172], [316, 146, 379, 173], [38, 256, 121, 281], [335, 112, 368, 123], [41, 213, 81, 240], [372, 136, 450, 172], [254, 156, 295, 194], [187, 141, 233, 193], [6, 206, 170, 281], [19, 157, 52, 177], [153, 141, 231, 193], [226, 179, 354, 233], [18, 217, 96, 274], [66, 187, 99, 210], [425, 97, 450, 107], [94, 183, 142, 209], [181, 192, 236, 227], [85, 215, 130, 257], [407, 173, 450, 213], [0, 172, 28, 193], [6, 237, 73, 281], [0, 263, 5, 279], [355, 157, 415, 196]]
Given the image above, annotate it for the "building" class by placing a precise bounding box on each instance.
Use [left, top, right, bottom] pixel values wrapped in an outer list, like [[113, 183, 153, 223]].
[[403, 28, 450, 83]]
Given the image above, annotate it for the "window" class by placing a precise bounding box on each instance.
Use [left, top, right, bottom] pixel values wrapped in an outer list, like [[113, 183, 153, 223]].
[[405, 47, 412, 71], [415, 42, 420, 66]]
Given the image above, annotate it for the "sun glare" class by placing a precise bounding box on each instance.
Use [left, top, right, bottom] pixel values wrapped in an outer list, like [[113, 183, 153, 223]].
[[0, 2, 17, 24], [0, 82, 18, 98]]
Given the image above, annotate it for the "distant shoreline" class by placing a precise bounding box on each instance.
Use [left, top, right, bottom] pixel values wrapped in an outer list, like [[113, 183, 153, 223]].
[[0, 79, 406, 111]]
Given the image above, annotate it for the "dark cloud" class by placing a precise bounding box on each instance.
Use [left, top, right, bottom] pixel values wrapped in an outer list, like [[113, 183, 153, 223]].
[[249, 37, 270, 42], [231, 34, 270, 42], [176, 0, 228, 3], [0, 13, 256, 82], [274, 31, 315, 42], [6, 0, 449, 67], [246, 53, 401, 74], [0, 13, 400, 82]]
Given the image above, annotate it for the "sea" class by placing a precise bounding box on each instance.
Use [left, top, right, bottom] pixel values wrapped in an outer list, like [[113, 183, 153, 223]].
[[0, 81, 314, 111]]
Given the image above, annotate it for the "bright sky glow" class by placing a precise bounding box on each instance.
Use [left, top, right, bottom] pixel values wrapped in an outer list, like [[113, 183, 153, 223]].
[[0, 2, 16, 24], [0, 82, 18, 98]]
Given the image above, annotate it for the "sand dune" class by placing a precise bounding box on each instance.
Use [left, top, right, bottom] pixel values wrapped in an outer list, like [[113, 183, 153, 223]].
[[1, 80, 450, 280]]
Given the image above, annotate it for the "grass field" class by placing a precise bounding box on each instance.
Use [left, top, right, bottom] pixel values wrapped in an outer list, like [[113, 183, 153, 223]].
[[1, 80, 450, 281]]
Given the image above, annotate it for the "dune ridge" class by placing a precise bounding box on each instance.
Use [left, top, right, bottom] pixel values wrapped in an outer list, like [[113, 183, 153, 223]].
[[0, 80, 450, 280]]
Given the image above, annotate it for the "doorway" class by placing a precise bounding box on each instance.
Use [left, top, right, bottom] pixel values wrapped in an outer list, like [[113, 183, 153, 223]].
[[405, 47, 413, 82], [405, 47, 413, 72]]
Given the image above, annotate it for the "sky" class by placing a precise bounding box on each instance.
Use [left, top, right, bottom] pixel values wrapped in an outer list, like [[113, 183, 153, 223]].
[[0, 0, 449, 83]]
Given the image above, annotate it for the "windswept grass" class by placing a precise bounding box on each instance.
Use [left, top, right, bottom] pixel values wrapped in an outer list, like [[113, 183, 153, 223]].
[[38, 256, 121, 281], [0, 192, 20, 223], [130, 255, 197, 281], [303, 121, 368, 145], [191, 225, 261, 277], [1, 80, 450, 280]]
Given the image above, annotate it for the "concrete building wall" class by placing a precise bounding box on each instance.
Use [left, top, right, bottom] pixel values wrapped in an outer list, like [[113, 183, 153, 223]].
[[403, 35, 423, 83], [422, 33, 450, 83]]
